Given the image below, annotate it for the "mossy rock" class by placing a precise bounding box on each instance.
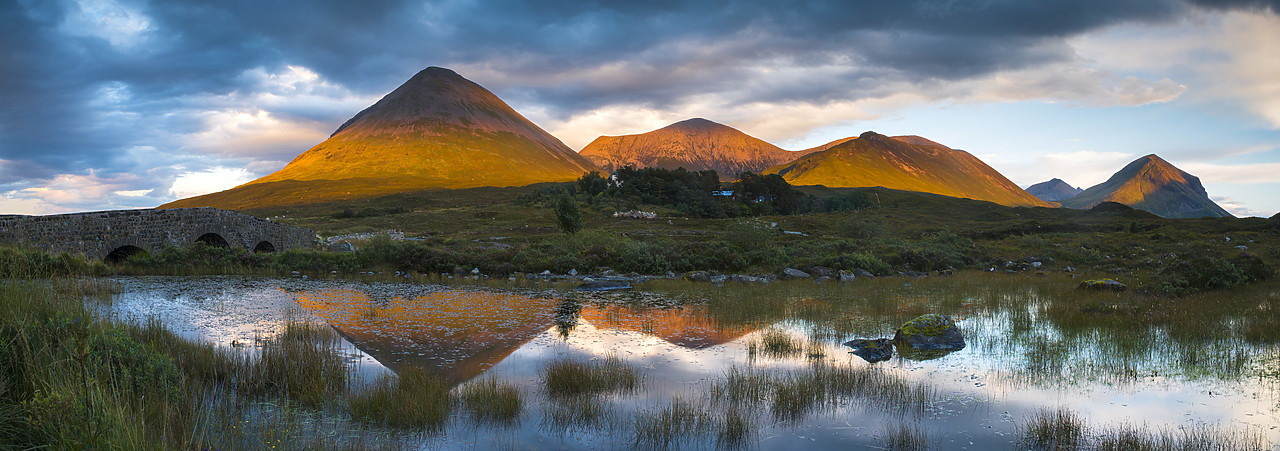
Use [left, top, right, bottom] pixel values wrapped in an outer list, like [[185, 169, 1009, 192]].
[[893, 314, 965, 356], [1077, 278, 1126, 292]]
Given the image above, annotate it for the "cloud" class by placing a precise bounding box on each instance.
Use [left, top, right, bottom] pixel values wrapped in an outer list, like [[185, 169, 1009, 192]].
[[1, 0, 1277, 213], [169, 167, 253, 199], [1182, 161, 1280, 183]]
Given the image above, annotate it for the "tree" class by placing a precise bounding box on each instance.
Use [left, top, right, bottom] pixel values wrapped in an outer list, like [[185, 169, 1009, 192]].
[[555, 191, 583, 234]]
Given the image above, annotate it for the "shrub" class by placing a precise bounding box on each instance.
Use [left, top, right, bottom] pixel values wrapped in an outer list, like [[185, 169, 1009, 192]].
[[555, 191, 583, 235]]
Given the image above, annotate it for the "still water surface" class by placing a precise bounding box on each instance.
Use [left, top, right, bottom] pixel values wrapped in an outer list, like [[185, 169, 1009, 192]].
[[104, 275, 1280, 449]]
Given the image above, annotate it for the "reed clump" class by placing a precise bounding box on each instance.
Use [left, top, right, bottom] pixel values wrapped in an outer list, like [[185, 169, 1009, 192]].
[[881, 422, 929, 451], [348, 366, 453, 431], [542, 355, 641, 398], [459, 377, 523, 425], [633, 397, 714, 448]]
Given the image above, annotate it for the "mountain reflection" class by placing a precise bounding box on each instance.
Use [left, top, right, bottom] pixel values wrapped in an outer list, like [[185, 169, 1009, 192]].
[[293, 287, 560, 382]]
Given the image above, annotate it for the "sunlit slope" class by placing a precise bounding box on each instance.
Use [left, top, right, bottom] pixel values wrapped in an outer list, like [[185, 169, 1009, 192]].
[[1061, 154, 1231, 218], [579, 118, 817, 181], [762, 132, 1050, 208], [163, 67, 595, 209]]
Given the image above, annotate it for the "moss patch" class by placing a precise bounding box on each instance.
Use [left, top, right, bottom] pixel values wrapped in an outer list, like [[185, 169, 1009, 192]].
[[897, 314, 953, 337]]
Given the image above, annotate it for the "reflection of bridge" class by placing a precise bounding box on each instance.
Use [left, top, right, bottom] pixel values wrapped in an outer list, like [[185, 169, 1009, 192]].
[[0, 207, 316, 261]]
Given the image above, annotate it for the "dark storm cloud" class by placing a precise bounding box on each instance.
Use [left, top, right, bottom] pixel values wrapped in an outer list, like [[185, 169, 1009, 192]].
[[0, 0, 1268, 203]]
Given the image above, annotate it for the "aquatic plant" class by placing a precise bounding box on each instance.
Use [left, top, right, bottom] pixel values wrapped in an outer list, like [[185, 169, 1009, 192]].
[[543, 355, 641, 398], [459, 377, 523, 425], [347, 367, 453, 431], [633, 397, 714, 448]]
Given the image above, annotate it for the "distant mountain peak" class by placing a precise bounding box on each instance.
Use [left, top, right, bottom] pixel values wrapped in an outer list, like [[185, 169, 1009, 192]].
[[1026, 178, 1083, 202], [162, 66, 596, 210], [1062, 154, 1230, 218], [580, 118, 816, 181], [764, 132, 1049, 207]]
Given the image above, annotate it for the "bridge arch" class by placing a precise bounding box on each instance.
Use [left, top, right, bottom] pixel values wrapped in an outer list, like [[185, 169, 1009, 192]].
[[253, 241, 276, 253], [195, 232, 230, 248], [105, 245, 146, 264]]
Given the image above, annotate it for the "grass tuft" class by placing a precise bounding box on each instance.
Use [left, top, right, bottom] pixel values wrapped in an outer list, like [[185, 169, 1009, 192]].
[[543, 355, 641, 398], [459, 377, 523, 425], [347, 366, 453, 431]]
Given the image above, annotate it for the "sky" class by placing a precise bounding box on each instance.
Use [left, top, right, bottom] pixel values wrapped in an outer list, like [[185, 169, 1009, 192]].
[[1, 0, 1278, 217]]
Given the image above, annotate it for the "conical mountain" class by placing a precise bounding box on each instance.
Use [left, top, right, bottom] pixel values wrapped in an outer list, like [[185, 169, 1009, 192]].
[[578, 118, 816, 181], [1026, 178, 1083, 202], [164, 67, 596, 209], [762, 132, 1050, 207], [1061, 154, 1231, 218]]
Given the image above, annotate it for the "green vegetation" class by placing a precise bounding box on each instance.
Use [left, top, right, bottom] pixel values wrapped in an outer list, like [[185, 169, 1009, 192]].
[[1017, 407, 1264, 451], [166, 183, 1272, 296], [555, 189, 583, 234], [542, 355, 641, 398], [881, 423, 930, 451], [458, 377, 523, 424]]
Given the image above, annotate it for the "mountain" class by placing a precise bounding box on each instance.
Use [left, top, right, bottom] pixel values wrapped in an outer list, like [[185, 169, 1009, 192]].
[[761, 131, 1050, 208], [578, 118, 816, 181], [163, 67, 596, 210], [1026, 178, 1083, 202], [1061, 154, 1231, 218]]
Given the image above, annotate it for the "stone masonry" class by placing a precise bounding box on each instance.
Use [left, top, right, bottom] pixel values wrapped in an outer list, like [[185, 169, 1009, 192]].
[[0, 207, 317, 260]]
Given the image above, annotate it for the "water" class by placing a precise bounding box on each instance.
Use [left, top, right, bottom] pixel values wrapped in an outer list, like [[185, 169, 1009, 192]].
[[104, 275, 1280, 449]]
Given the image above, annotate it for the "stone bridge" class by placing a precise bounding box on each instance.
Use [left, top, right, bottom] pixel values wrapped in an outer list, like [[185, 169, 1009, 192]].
[[0, 207, 317, 261]]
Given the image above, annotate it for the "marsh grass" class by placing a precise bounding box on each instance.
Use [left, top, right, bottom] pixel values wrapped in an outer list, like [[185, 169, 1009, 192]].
[[542, 396, 613, 433], [251, 322, 349, 407], [710, 364, 937, 426], [0, 266, 397, 448], [880, 422, 929, 451], [459, 377, 523, 425], [1018, 407, 1086, 450], [543, 355, 641, 397], [1018, 407, 1266, 451], [757, 328, 802, 359], [347, 366, 453, 431], [633, 397, 715, 448]]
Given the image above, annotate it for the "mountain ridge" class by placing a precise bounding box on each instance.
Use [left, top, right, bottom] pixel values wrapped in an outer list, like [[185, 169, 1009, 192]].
[[578, 118, 817, 180], [1061, 154, 1231, 218], [762, 131, 1050, 208], [1026, 178, 1084, 202], [163, 67, 596, 210]]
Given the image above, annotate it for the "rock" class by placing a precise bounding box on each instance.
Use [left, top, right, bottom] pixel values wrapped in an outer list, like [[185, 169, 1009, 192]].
[[576, 280, 631, 291], [838, 270, 856, 282], [843, 338, 893, 363], [782, 268, 811, 279], [710, 275, 727, 284], [808, 266, 835, 277], [853, 268, 875, 278], [687, 271, 711, 282], [1063, 266, 1075, 272], [471, 267, 481, 275], [330, 242, 355, 253], [1078, 279, 1126, 292], [569, 268, 578, 276], [893, 314, 966, 360], [814, 276, 831, 283], [666, 271, 676, 278], [731, 274, 760, 283], [1031, 261, 1043, 268]]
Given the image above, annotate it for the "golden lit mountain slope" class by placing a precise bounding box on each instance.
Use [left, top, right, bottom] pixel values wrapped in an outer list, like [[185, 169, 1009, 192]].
[[1061, 154, 1231, 218], [762, 132, 1050, 207], [163, 67, 596, 210], [578, 118, 816, 180]]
